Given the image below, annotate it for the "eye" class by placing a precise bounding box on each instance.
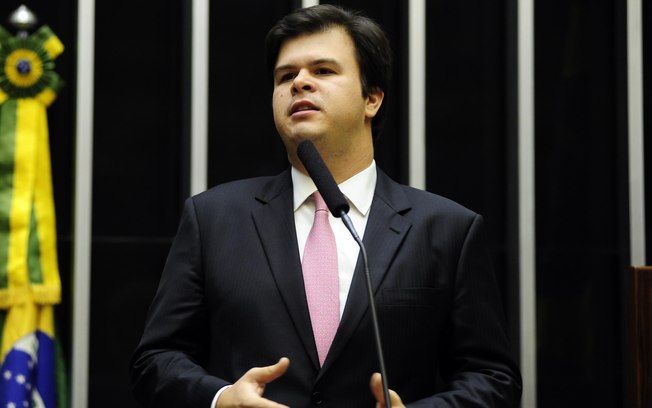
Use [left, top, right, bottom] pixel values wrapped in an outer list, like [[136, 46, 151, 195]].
[[315, 67, 334, 75], [277, 72, 296, 84]]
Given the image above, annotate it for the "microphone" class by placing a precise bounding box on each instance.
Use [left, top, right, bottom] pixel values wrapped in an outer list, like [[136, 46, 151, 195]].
[[297, 140, 392, 408], [296, 140, 350, 217]]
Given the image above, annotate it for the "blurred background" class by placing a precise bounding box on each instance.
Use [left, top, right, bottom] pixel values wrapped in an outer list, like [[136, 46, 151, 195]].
[[0, 0, 647, 406]]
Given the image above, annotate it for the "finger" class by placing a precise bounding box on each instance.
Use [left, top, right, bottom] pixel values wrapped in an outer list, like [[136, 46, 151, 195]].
[[220, 387, 290, 408], [370, 373, 404, 408], [388, 389, 404, 406], [370, 372, 385, 405], [246, 357, 290, 385], [250, 397, 290, 408]]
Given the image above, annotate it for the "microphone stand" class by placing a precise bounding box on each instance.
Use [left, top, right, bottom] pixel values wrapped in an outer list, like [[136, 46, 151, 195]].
[[340, 212, 391, 408]]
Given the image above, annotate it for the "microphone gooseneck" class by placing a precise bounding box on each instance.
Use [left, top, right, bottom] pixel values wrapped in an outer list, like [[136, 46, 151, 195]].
[[296, 140, 392, 408]]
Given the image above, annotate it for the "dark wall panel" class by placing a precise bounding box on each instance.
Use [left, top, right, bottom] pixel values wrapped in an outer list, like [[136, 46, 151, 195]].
[[93, 2, 185, 237], [424, 1, 516, 341], [535, 0, 628, 406], [91, 1, 186, 406], [89, 242, 167, 407]]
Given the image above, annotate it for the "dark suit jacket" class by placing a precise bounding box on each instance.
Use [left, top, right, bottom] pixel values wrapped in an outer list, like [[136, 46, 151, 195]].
[[130, 168, 521, 407]]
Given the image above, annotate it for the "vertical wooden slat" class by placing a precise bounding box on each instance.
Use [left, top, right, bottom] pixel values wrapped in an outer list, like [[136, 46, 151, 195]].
[[518, 0, 537, 406], [72, 0, 95, 406]]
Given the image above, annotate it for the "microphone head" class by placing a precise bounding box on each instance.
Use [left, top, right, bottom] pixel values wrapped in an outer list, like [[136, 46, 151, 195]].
[[297, 140, 350, 217]]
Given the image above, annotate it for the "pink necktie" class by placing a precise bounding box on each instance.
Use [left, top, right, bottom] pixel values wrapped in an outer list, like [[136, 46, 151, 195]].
[[302, 192, 340, 366]]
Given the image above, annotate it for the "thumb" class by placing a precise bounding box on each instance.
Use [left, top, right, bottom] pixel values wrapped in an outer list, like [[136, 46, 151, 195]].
[[246, 357, 290, 385]]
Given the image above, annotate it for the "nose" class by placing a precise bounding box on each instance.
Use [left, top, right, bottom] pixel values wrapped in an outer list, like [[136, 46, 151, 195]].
[[291, 69, 315, 95]]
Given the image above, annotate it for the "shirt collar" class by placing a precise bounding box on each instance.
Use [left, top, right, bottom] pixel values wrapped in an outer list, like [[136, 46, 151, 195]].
[[292, 161, 377, 217]]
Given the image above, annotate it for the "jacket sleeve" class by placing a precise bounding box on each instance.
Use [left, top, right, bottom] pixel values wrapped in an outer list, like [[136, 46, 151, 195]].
[[130, 198, 228, 408]]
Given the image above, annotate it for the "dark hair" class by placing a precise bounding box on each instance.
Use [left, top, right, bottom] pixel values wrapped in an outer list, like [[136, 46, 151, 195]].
[[265, 4, 393, 137]]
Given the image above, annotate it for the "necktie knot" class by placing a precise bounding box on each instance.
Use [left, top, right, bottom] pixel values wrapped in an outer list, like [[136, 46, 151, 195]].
[[313, 192, 328, 213]]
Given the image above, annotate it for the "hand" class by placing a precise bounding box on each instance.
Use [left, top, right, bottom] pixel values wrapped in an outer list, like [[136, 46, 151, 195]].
[[370, 372, 405, 408], [217, 357, 290, 408]]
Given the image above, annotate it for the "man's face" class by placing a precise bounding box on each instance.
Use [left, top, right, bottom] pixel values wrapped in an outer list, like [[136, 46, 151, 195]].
[[272, 27, 380, 159]]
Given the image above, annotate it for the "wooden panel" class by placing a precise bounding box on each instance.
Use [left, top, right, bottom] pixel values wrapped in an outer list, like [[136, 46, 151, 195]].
[[631, 266, 652, 407]]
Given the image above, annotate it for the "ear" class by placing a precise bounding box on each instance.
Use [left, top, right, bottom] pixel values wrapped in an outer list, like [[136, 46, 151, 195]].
[[364, 86, 385, 119]]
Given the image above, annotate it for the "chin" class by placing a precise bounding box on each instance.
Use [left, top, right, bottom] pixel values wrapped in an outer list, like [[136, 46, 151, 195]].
[[284, 129, 323, 143]]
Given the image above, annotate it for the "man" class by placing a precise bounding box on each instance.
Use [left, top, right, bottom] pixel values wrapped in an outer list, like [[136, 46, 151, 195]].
[[131, 5, 521, 407]]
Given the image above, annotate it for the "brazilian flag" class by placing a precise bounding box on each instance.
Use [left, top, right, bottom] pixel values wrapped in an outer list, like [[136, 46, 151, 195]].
[[0, 26, 67, 407]]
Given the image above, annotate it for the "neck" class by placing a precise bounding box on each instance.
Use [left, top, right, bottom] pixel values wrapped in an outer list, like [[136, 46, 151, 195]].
[[325, 151, 373, 184]]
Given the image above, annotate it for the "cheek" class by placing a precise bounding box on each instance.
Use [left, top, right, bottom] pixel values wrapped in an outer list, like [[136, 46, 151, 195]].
[[339, 92, 367, 120], [272, 92, 286, 115], [272, 101, 282, 119]]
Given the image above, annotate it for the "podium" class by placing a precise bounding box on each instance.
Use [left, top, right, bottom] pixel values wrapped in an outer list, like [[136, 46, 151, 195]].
[[630, 266, 652, 407]]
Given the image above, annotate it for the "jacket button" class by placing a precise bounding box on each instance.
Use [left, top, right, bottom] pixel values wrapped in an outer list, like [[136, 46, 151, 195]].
[[311, 391, 323, 405]]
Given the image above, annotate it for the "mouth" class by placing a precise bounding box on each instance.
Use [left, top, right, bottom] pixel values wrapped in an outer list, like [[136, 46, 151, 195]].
[[290, 100, 320, 116]]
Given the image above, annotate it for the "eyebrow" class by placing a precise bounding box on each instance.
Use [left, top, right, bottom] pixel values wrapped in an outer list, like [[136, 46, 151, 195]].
[[274, 58, 342, 76]]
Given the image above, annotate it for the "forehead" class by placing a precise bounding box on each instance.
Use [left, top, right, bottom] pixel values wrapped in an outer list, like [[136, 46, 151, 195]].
[[275, 27, 358, 68]]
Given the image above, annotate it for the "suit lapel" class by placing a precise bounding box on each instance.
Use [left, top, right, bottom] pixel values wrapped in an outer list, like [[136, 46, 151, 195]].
[[251, 170, 320, 369], [319, 170, 412, 375]]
